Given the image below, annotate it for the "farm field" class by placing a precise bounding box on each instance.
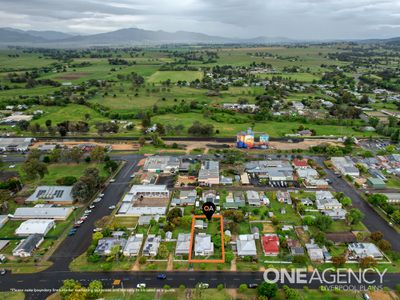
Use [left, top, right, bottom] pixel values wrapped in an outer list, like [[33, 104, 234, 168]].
[[0, 44, 398, 140]]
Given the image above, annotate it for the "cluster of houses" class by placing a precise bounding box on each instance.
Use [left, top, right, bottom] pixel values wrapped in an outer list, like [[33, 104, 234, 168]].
[[292, 158, 329, 189], [2, 185, 75, 257], [331, 154, 400, 190]]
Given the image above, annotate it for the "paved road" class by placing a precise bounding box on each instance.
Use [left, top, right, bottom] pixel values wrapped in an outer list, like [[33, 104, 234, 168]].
[[314, 156, 400, 251], [1, 270, 399, 300], [47, 154, 143, 271], [1, 153, 400, 299]]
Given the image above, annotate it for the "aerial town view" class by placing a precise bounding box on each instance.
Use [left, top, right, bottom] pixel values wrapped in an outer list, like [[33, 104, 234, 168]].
[[1, 1, 400, 300]]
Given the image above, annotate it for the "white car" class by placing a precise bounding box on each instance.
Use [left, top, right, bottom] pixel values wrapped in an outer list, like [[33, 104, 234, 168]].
[[136, 283, 146, 289], [93, 198, 102, 203], [8, 165, 15, 168], [99, 194, 104, 198], [84, 210, 92, 214], [93, 228, 102, 232], [198, 283, 209, 289], [110, 179, 116, 183], [108, 205, 116, 210]]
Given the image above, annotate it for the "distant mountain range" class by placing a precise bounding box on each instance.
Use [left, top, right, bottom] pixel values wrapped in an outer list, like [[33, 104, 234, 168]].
[[0, 27, 398, 47]]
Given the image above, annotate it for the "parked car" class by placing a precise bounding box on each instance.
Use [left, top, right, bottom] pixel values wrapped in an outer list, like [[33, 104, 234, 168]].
[[93, 228, 102, 232], [99, 193, 105, 198], [108, 205, 116, 210], [110, 179, 116, 183], [89, 205, 95, 209], [68, 229, 77, 236], [0, 269, 7, 275], [248, 283, 258, 289], [93, 198, 102, 203], [84, 210, 92, 214], [136, 283, 146, 289], [157, 274, 167, 280]]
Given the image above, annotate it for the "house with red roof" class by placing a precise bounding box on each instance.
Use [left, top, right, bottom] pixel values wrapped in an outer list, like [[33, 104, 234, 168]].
[[292, 159, 309, 169], [261, 234, 280, 256]]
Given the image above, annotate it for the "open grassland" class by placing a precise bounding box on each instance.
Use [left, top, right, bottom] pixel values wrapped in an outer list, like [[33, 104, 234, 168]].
[[152, 112, 377, 137], [148, 70, 203, 83], [0, 45, 391, 139]]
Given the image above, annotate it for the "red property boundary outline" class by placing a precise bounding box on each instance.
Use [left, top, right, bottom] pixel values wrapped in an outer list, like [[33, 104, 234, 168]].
[[188, 214, 225, 263]]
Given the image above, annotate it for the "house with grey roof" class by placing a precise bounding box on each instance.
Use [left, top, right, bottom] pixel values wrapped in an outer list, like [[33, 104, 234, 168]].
[[245, 160, 293, 181], [95, 237, 127, 256], [315, 191, 342, 210], [224, 192, 245, 209], [305, 243, 324, 262], [13, 205, 73, 220], [0, 215, 8, 229], [143, 234, 161, 256], [381, 193, 400, 204], [198, 161, 220, 186], [175, 233, 191, 255], [331, 157, 360, 177], [171, 189, 197, 206], [194, 233, 214, 256], [143, 155, 180, 173], [123, 234, 144, 257], [246, 190, 261, 206], [202, 190, 218, 204], [348, 243, 383, 260], [26, 186, 74, 204], [276, 191, 292, 204], [13, 234, 44, 257]]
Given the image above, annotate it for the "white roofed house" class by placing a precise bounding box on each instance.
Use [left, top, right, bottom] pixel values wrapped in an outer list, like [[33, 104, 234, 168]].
[[296, 168, 318, 179], [236, 234, 257, 257], [123, 234, 144, 257], [315, 191, 341, 210], [348, 243, 383, 260], [175, 233, 191, 255], [305, 243, 324, 262], [198, 161, 220, 186], [15, 219, 55, 236], [315, 191, 346, 220], [194, 233, 214, 256], [26, 186, 74, 205], [331, 157, 360, 177]]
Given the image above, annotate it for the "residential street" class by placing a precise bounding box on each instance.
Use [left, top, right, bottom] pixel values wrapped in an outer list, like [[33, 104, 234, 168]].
[[314, 156, 400, 251], [1, 153, 400, 300]]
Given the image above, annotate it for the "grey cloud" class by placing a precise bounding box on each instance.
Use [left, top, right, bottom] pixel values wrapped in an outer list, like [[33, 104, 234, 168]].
[[0, 0, 399, 39]]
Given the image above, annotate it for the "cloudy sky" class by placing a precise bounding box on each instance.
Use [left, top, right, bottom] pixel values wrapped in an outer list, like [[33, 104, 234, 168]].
[[1, 0, 400, 39]]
